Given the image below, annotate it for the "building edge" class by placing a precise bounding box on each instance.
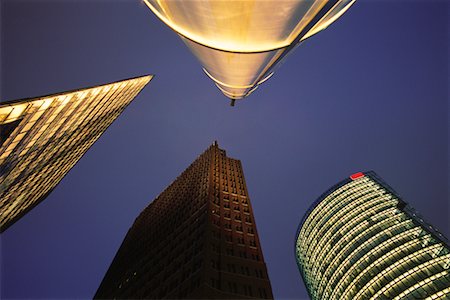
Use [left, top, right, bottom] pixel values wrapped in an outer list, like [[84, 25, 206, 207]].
[[0, 75, 153, 232], [294, 170, 450, 297], [0, 74, 154, 106]]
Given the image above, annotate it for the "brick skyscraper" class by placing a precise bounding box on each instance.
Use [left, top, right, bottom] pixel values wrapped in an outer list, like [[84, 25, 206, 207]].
[[95, 142, 273, 299]]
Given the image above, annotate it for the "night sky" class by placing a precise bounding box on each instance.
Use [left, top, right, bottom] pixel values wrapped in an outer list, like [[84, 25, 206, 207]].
[[1, 1, 448, 299]]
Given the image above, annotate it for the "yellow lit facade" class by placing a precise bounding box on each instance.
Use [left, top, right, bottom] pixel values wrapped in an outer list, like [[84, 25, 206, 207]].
[[143, 0, 356, 103], [0, 75, 152, 232], [295, 171, 450, 300]]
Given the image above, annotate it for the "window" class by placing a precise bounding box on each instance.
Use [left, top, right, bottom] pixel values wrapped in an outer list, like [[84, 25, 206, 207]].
[[211, 260, 218, 269], [259, 288, 268, 299], [228, 282, 237, 293], [251, 254, 260, 261], [243, 285, 253, 296], [226, 248, 234, 256], [255, 269, 264, 278], [213, 230, 221, 239], [227, 263, 236, 273], [210, 278, 220, 289]]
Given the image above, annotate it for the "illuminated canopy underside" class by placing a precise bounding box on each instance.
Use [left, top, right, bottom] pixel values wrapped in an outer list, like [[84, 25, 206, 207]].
[[144, 0, 355, 101]]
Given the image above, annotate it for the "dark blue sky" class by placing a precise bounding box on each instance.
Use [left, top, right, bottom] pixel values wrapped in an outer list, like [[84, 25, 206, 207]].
[[1, 1, 448, 299]]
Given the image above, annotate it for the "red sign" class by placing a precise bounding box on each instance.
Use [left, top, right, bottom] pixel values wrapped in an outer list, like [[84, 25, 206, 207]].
[[350, 172, 365, 180]]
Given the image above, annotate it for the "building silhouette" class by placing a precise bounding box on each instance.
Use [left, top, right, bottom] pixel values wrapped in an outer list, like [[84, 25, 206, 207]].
[[295, 171, 450, 300], [0, 75, 152, 232], [143, 0, 356, 104], [95, 142, 273, 299]]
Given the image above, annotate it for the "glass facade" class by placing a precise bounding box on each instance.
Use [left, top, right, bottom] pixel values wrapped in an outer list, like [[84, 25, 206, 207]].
[[295, 171, 450, 300], [95, 142, 273, 299], [0, 75, 152, 232], [143, 0, 356, 103]]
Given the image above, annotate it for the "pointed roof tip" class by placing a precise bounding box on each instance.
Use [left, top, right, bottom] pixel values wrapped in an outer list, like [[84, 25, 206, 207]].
[[213, 140, 218, 147]]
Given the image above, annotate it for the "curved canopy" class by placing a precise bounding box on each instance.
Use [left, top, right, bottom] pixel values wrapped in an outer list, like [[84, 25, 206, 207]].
[[144, 0, 356, 103]]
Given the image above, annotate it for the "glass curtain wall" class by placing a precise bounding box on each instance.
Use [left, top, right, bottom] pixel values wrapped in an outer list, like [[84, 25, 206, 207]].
[[295, 172, 450, 300]]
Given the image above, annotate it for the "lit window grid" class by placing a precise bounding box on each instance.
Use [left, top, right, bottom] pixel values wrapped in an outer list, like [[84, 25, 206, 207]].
[[300, 232, 447, 300], [298, 177, 388, 263], [303, 184, 390, 253], [2, 92, 135, 220], [0, 76, 151, 230], [297, 195, 397, 278], [335, 234, 440, 299], [3, 108, 124, 224], [295, 173, 450, 300], [314, 206, 401, 269], [367, 252, 450, 299], [393, 270, 449, 300], [302, 187, 382, 254], [0, 77, 136, 125], [336, 229, 427, 298], [313, 213, 412, 293], [5, 77, 144, 176], [301, 178, 363, 226], [1, 79, 130, 159], [1, 80, 131, 188], [313, 217, 416, 297], [306, 193, 397, 270], [297, 204, 396, 288], [300, 178, 375, 248], [426, 286, 450, 300]]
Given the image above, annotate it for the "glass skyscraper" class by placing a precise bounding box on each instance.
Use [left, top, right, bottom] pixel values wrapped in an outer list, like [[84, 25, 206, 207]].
[[295, 171, 450, 300], [143, 0, 356, 104], [95, 142, 273, 299], [0, 75, 152, 232]]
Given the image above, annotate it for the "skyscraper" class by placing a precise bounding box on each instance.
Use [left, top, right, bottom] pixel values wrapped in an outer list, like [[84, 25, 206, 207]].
[[295, 171, 450, 300], [95, 142, 273, 299], [0, 75, 152, 232], [144, 0, 356, 103]]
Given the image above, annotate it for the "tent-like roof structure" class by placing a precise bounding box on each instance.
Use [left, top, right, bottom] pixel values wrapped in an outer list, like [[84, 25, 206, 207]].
[[144, 0, 356, 105]]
